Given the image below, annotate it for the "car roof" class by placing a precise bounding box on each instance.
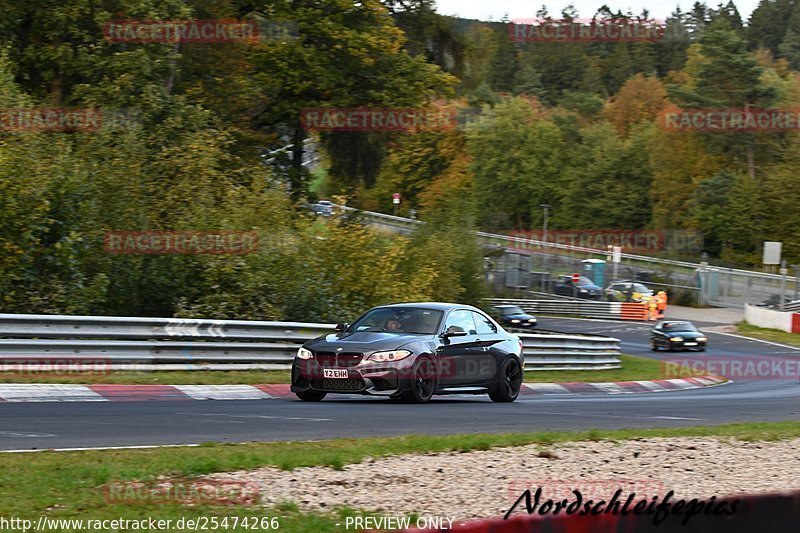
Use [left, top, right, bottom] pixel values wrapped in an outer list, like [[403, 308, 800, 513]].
[[375, 302, 482, 312]]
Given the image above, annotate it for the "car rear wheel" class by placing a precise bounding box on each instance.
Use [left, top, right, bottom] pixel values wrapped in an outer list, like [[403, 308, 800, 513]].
[[295, 390, 327, 402], [489, 357, 523, 403], [398, 357, 435, 404]]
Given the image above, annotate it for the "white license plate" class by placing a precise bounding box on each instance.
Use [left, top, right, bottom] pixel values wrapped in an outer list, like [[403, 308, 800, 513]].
[[323, 369, 348, 379], [684, 342, 697, 346]]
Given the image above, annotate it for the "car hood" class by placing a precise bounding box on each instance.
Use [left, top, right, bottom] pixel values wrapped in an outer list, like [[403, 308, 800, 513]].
[[305, 331, 435, 353], [578, 285, 602, 291], [666, 331, 704, 339]]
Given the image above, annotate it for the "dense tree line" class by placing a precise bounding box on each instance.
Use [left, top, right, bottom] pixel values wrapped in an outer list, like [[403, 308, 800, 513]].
[[2, 0, 799, 319], [360, 1, 800, 267], [0, 0, 480, 318]]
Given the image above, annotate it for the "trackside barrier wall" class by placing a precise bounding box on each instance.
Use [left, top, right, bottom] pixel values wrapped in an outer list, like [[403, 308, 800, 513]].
[[0, 313, 621, 371], [407, 489, 800, 532], [484, 298, 650, 321], [744, 304, 800, 333]]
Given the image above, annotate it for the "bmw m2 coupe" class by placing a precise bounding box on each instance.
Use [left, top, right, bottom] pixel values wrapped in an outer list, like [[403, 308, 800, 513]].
[[291, 302, 525, 403]]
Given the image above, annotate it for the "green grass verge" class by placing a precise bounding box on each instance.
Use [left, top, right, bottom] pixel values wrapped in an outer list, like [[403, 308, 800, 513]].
[[524, 354, 684, 383], [0, 354, 688, 385], [1, 422, 799, 531], [737, 321, 800, 348]]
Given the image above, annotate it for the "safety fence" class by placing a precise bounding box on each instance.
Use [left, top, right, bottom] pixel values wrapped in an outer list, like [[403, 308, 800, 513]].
[[0, 313, 621, 372], [408, 489, 800, 532], [484, 298, 652, 321]]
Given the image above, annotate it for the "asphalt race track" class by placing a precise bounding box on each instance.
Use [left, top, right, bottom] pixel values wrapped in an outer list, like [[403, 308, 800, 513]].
[[1, 318, 798, 451]]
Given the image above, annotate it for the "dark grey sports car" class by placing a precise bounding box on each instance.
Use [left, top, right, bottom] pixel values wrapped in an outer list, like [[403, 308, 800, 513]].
[[291, 302, 525, 403], [650, 321, 708, 351]]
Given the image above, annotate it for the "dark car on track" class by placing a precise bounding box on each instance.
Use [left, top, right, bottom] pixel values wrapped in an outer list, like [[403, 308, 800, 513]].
[[552, 275, 604, 299], [490, 304, 537, 328], [291, 303, 525, 404], [650, 321, 707, 351]]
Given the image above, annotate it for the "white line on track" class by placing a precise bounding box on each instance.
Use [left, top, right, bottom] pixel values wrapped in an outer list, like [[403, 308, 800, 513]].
[[647, 416, 705, 421], [1, 443, 201, 453], [179, 412, 332, 422], [708, 331, 800, 352]]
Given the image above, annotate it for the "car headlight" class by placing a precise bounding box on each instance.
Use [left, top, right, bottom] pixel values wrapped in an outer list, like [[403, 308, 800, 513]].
[[511, 319, 521, 323], [296, 347, 313, 359], [697, 337, 707, 342], [669, 337, 683, 342], [579, 289, 587, 292], [528, 318, 536, 322], [368, 349, 412, 362]]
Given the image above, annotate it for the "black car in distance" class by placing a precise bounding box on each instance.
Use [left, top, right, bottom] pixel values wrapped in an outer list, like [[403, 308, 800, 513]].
[[553, 275, 604, 299], [491, 304, 537, 328], [291, 303, 525, 403], [650, 321, 708, 351]]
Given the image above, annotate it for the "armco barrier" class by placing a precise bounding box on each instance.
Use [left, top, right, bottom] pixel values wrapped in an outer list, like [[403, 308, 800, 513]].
[[0, 313, 620, 371], [409, 489, 800, 532], [744, 304, 800, 333], [485, 298, 650, 321]]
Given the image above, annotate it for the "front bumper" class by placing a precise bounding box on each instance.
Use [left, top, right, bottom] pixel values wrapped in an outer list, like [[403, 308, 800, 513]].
[[667, 339, 707, 350], [291, 357, 417, 396]]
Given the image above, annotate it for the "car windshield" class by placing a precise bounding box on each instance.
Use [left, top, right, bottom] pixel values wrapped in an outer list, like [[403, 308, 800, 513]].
[[633, 283, 651, 293], [578, 277, 594, 286], [662, 322, 698, 332], [349, 307, 443, 334], [500, 306, 524, 315]]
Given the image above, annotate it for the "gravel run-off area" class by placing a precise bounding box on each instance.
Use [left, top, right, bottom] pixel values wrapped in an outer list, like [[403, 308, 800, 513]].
[[211, 437, 800, 520]]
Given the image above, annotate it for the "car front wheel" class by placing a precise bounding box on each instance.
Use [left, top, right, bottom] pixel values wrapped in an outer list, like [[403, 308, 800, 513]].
[[650, 339, 659, 351], [398, 357, 435, 404], [489, 357, 523, 403]]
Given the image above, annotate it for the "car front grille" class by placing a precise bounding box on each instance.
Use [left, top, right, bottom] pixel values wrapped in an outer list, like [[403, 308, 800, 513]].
[[311, 377, 366, 392], [314, 352, 363, 367]]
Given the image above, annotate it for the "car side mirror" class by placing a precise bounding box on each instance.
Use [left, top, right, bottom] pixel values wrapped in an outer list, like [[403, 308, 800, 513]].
[[443, 325, 468, 338], [334, 322, 349, 332]]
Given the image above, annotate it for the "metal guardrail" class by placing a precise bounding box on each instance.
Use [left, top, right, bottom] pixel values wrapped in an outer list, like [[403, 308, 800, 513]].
[[0, 313, 620, 372]]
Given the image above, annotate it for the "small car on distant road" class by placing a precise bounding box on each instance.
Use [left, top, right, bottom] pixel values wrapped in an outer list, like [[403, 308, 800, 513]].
[[605, 281, 654, 302], [308, 200, 335, 217], [553, 275, 603, 299], [490, 305, 537, 328], [650, 321, 707, 351]]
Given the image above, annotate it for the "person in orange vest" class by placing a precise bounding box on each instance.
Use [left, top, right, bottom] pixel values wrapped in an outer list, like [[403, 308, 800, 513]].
[[656, 290, 668, 319], [647, 296, 658, 321]]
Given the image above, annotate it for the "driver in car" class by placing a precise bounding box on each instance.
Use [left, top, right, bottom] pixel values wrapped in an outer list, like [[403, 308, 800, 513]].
[[384, 317, 403, 331]]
